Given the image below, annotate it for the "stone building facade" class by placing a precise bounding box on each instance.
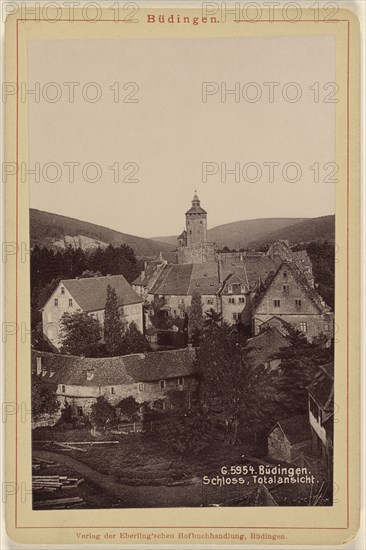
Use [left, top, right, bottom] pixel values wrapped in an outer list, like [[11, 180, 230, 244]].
[[32, 348, 198, 418]]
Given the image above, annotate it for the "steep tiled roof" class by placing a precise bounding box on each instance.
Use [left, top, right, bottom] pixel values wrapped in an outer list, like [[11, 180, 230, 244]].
[[32, 348, 197, 387], [272, 415, 311, 444], [219, 256, 279, 290], [60, 275, 142, 312], [188, 262, 220, 295], [150, 264, 193, 295], [245, 326, 289, 368], [150, 263, 220, 296], [307, 362, 334, 412]]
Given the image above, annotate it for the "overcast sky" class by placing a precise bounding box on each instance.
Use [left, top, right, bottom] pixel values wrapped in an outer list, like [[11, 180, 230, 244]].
[[29, 35, 336, 238]]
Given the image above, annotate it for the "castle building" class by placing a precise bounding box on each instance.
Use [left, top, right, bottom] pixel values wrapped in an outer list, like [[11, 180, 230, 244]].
[[132, 194, 334, 343], [177, 194, 217, 264]]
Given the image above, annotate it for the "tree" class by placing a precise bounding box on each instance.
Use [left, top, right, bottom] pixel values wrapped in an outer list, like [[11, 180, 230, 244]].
[[197, 321, 252, 444], [156, 409, 217, 456], [104, 284, 125, 356], [204, 308, 222, 329], [90, 396, 116, 428], [120, 321, 149, 355], [274, 324, 333, 416], [60, 311, 101, 356], [117, 396, 140, 421], [81, 270, 102, 278], [32, 374, 59, 418], [188, 290, 203, 346]]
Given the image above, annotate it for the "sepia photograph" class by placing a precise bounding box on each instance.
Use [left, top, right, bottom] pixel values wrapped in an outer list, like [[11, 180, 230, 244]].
[[28, 31, 336, 510], [3, 4, 361, 547]]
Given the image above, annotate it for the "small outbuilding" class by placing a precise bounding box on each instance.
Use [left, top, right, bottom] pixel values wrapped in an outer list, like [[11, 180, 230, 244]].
[[267, 415, 311, 463]]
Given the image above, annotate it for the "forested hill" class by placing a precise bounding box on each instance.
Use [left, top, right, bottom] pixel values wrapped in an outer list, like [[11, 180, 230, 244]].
[[30, 209, 172, 258]]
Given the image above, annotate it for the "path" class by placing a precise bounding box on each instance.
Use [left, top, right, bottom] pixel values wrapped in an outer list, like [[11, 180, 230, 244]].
[[34, 449, 216, 507]]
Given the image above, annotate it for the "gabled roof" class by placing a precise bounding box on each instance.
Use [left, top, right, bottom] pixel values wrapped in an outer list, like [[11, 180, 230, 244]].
[[32, 347, 197, 387], [307, 362, 334, 413], [59, 275, 142, 312], [252, 261, 329, 314], [149, 262, 220, 296], [245, 326, 289, 368], [270, 415, 311, 445], [219, 256, 279, 290]]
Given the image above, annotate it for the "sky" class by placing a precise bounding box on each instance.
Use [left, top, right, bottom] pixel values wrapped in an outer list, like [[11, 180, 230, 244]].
[[28, 35, 336, 238]]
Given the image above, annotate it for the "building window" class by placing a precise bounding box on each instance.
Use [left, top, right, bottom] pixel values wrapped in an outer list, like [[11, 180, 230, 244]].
[[239, 297, 245, 304], [283, 284, 289, 293], [54, 298, 58, 306], [295, 299, 302, 308], [178, 377, 184, 388], [61, 287, 65, 294], [50, 368, 55, 378], [138, 383, 144, 392], [228, 284, 233, 294], [274, 300, 281, 307], [61, 385, 66, 393], [68, 298, 73, 307], [111, 387, 115, 394], [207, 298, 213, 305], [228, 297, 235, 304], [299, 322, 307, 333], [77, 406, 83, 417], [160, 380, 166, 390], [283, 271, 287, 278], [233, 312, 240, 321]]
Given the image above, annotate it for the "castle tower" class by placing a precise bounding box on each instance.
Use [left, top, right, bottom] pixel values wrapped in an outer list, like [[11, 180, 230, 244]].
[[185, 193, 207, 247]]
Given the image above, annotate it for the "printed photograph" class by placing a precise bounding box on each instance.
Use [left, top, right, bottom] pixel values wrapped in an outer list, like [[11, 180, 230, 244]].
[[29, 33, 336, 509]]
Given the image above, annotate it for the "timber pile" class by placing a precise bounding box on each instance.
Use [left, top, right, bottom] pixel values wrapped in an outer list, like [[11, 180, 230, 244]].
[[34, 496, 84, 509], [55, 440, 119, 452], [32, 456, 59, 470], [32, 474, 84, 492]]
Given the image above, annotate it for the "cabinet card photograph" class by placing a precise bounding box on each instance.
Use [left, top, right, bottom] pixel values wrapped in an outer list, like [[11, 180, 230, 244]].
[[4, 4, 360, 547]]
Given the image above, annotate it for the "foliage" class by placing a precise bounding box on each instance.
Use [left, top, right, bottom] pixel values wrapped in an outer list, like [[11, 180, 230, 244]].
[[32, 374, 59, 418], [60, 311, 102, 356], [188, 290, 204, 347], [104, 284, 125, 356], [156, 409, 217, 456], [30, 243, 140, 329], [81, 270, 102, 278], [117, 396, 140, 420], [119, 322, 150, 355], [90, 396, 117, 428], [196, 321, 253, 443], [204, 308, 222, 328], [273, 324, 333, 416], [292, 241, 335, 309]]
